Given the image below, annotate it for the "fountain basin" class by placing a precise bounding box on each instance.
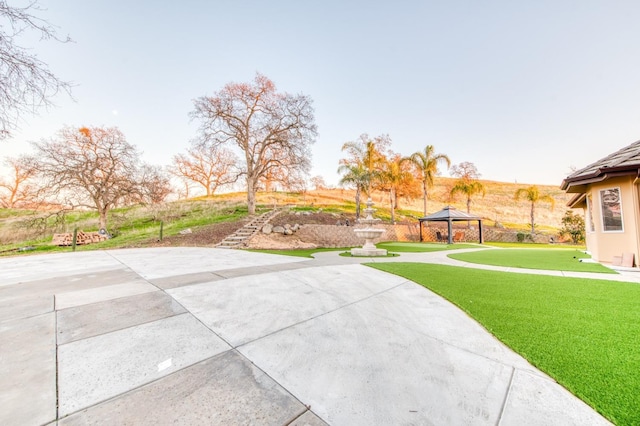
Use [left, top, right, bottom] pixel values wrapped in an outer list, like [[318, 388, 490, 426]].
[[351, 227, 387, 257]]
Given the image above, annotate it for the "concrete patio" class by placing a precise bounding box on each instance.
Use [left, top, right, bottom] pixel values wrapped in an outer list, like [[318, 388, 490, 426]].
[[0, 247, 612, 425]]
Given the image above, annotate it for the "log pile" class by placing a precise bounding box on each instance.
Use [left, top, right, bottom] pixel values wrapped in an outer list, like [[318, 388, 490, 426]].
[[52, 231, 108, 246]]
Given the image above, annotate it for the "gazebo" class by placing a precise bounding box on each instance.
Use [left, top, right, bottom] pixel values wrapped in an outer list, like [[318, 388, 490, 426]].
[[418, 206, 484, 244]]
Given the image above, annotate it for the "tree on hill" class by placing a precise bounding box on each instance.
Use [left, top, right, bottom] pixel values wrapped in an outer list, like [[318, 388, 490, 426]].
[[450, 162, 485, 214], [377, 153, 417, 223], [515, 185, 555, 234], [0, 155, 39, 208], [338, 134, 390, 218], [170, 143, 239, 197], [138, 164, 172, 205], [338, 163, 368, 219], [0, 2, 72, 139], [406, 145, 450, 216], [191, 73, 317, 214], [30, 126, 144, 230], [310, 175, 327, 190]]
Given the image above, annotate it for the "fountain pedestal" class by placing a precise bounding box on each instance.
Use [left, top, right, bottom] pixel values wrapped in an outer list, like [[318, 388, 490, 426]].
[[351, 198, 388, 257]]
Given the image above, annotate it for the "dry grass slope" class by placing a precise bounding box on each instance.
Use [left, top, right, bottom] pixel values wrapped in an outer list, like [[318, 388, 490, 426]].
[[305, 177, 571, 232]]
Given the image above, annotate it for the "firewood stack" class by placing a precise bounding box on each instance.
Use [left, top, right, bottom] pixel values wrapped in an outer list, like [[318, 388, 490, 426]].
[[52, 231, 108, 246]]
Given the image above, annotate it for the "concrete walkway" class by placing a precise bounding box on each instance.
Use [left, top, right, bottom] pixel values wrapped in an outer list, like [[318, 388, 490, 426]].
[[0, 247, 616, 425]]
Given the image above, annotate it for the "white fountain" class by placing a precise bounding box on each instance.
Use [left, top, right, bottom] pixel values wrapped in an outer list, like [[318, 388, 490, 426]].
[[351, 197, 388, 257]]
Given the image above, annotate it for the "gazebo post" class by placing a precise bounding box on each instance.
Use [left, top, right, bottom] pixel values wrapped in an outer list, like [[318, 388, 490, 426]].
[[478, 220, 484, 244], [447, 219, 453, 244], [419, 220, 424, 242]]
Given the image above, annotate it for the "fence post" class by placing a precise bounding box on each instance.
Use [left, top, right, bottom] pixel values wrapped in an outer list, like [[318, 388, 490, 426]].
[[72, 228, 78, 252]]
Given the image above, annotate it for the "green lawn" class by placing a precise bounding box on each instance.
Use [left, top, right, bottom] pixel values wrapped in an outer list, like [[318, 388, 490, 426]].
[[449, 248, 616, 274], [247, 247, 350, 258], [248, 242, 480, 257], [368, 262, 640, 425], [486, 242, 586, 249], [377, 241, 479, 252]]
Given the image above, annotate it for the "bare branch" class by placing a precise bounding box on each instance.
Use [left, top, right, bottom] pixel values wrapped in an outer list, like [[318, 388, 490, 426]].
[[0, 1, 72, 139]]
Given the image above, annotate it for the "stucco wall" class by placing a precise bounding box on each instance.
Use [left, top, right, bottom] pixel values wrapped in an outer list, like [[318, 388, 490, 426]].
[[583, 176, 640, 265]]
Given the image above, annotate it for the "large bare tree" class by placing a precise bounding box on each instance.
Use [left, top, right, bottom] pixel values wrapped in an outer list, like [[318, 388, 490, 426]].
[[31, 126, 142, 230], [0, 1, 71, 139], [191, 73, 317, 214], [170, 143, 238, 197]]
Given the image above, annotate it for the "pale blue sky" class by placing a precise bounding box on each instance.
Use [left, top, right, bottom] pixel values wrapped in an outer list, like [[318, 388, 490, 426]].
[[2, 0, 640, 186]]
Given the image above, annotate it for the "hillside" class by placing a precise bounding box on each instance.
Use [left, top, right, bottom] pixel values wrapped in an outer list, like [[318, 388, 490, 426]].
[[303, 177, 571, 232], [0, 177, 574, 254]]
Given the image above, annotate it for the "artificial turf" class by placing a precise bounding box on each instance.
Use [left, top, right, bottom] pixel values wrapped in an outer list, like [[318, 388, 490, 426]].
[[449, 248, 616, 274], [377, 241, 479, 252], [368, 262, 640, 425]]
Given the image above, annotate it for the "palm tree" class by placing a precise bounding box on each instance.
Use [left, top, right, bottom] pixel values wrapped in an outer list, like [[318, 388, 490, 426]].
[[450, 180, 485, 214], [378, 154, 414, 224], [338, 134, 390, 217], [337, 163, 369, 219], [407, 145, 450, 216], [514, 185, 555, 234]]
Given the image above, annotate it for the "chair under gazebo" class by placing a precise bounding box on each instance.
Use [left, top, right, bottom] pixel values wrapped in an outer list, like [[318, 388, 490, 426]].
[[418, 206, 484, 244]]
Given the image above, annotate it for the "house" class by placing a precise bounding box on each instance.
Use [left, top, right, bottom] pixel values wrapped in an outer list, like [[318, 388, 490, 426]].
[[561, 140, 640, 267]]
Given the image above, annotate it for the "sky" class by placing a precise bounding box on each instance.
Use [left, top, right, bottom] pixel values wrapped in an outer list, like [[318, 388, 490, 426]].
[[2, 0, 640, 188]]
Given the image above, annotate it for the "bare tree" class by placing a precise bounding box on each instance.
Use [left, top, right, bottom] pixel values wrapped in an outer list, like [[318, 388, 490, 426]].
[[191, 73, 317, 214], [310, 175, 326, 190], [170, 143, 238, 197], [450, 162, 485, 215], [0, 154, 39, 207], [138, 164, 172, 205], [30, 126, 142, 230], [0, 1, 71, 139]]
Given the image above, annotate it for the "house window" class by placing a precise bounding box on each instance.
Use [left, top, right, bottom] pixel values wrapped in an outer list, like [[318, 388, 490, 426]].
[[600, 188, 623, 232], [587, 193, 595, 232]]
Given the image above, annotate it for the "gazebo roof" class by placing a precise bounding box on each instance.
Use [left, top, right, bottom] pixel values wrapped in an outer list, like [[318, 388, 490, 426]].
[[419, 206, 482, 222]]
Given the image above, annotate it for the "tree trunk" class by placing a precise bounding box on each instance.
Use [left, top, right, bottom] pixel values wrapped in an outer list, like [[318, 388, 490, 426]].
[[422, 181, 428, 216], [98, 209, 108, 231], [390, 189, 395, 224], [247, 177, 256, 215], [355, 187, 361, 219], [530, 201, 535, 234]]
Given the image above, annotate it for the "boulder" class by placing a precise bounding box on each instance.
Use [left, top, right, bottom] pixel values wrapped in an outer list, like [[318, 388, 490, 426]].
[[272, 225, 285, 234], [262, 223, 273, 234]]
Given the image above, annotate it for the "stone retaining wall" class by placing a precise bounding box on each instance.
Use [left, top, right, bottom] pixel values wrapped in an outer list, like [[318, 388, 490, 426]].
[[247, 223, 559, 248], [294, 223, 421, 247]]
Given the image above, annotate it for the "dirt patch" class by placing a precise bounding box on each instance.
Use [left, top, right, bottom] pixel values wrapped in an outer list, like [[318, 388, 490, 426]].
[[138, 218, 252, 248], [137, 210, 358, 250]]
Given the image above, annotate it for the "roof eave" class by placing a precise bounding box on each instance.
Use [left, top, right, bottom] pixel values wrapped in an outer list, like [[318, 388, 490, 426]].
[[561, 169, 639, 193]]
